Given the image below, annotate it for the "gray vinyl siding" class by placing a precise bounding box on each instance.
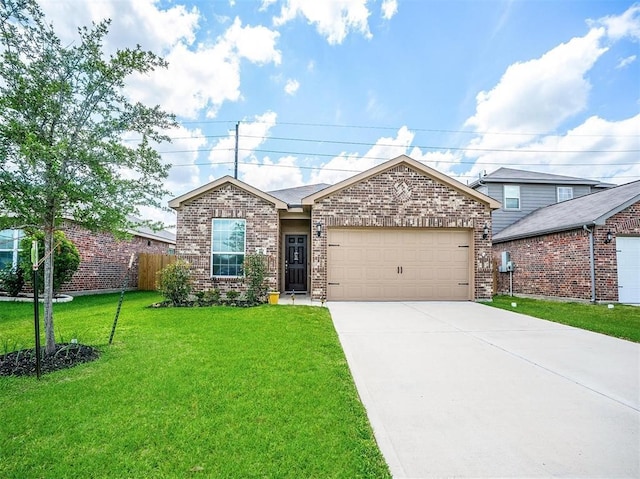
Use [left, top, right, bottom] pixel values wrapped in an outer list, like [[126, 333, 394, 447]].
[[488, 184, 594, 234]]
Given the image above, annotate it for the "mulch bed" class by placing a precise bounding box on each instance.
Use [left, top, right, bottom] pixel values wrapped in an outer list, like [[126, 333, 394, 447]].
[[0, 343, 100, 377]]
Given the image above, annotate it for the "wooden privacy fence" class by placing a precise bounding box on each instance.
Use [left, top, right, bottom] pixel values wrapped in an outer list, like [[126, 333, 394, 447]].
[[138, 253, 176, 290]]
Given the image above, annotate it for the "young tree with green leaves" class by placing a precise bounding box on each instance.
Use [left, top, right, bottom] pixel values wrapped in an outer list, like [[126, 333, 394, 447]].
[[0, 0, 176, 353]]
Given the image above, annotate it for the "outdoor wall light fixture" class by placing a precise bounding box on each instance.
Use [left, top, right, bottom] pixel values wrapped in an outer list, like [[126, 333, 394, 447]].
[[604, 230, 613, 244], [316, 221, 322, 237], [482, 222, 489, 240]]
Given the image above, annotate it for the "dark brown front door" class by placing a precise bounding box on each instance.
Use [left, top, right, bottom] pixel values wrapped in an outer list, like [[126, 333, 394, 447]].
[[285, 235, 307, 292]]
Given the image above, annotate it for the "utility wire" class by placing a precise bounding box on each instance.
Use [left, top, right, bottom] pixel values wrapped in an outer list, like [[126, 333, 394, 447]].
[[172, 118, 640, 138]]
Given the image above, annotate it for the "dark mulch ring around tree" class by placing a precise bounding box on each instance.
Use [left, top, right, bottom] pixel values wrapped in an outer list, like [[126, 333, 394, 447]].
[[0, 343, 100, 377]]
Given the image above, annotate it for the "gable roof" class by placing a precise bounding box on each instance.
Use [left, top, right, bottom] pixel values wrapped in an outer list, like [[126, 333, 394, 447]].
[[493, 180, 640, 243], [127, 217, 176, 244], [470, 167, 613, 188], [302, 155, 501, 209], [268, 183, 331, 206], [168, 175, 288, 210]]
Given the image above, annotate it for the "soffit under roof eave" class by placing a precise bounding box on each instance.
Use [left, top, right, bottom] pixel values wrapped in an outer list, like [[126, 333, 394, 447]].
[[301, 154, 501, 209], [168, 176, 288, 210], [492, 222, 596, 244]]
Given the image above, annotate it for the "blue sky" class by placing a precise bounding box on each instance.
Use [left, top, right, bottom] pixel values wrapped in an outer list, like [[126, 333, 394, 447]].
[[40, 0, 639, 224]]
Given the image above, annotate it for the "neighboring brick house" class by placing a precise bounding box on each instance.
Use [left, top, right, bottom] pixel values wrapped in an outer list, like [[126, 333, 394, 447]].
[[470, 167, 613, 234], [61, 220, 175, 294], [0, 220, 175, 295], [492, 180, 640, 303], [169, 155, 500, 301]]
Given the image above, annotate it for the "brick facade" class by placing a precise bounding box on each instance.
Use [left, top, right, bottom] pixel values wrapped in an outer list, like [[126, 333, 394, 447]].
[[61, 221, 173, 294], [493, 202, 640, 302], [310, 165, 494, 300], [174, 183, 280, 294]]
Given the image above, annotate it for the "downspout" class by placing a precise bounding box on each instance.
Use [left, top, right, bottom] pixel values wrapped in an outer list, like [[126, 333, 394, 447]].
[[583, 225, 596, 303]]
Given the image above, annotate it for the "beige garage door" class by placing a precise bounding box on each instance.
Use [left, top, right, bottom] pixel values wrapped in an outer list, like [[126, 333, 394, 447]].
[[327, 228, 472, 301]]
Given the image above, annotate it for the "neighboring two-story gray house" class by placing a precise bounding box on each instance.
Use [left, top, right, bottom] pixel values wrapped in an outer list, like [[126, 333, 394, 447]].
[[471, 167, 640, 304], [470, 168, 612, 234]]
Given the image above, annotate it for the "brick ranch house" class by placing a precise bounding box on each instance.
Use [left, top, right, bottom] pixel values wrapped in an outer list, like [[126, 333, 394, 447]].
[[1, 219, 175, 295], [492, 180, 640, 303], [169, 155, 501, 301]]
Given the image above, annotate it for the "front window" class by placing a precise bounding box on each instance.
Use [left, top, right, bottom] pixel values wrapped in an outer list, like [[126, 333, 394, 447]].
[[211, 219, 245, 277], [0, 229, 22, 270], [557, 187, 573, 202], [503, 185, 520, 210]]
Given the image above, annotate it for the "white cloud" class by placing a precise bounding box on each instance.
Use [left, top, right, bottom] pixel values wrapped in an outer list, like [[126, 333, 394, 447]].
[[208, 112, 279, 176], [381, 0, 398, 20], [285, 78, 300, 95], [597, 4, 640, 41], [465, 27, 608, 140], [223, 17, 282, 65], [459, 114, 640, 185], [241, 156, 304, 191], [308, 127, 414, 184], [407, 148, 464, 178], [126, 17, 281, 119], [616, 54, 637, 69], [39, 2, 281, 120], [273, 0, 372, 45], [39, 0, 199, 55]]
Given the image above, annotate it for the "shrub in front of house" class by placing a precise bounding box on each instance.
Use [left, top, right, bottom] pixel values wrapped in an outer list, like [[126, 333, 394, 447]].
[[243, 253, 268, 305], [20, 231, 80, 293], [0, 265, 25, 297], [156, 259, 193, 306]]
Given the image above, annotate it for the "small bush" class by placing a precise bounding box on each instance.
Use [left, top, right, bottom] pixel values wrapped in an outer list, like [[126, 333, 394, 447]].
[[156, 259, 192, 306], [20, 231, 80, 293], [0, 265, 25, 296], [225, 290, 240, 302], [244, 253, 268, 305]]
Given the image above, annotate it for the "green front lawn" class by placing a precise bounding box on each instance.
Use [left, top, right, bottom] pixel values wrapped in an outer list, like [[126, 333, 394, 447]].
[[487, 295, 640, 343], [0, 292, 390, 478]]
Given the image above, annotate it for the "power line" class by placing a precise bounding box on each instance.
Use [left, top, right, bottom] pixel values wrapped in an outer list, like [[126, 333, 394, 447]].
[[171, 118, 640, 138], [173, 159, 640, 181]]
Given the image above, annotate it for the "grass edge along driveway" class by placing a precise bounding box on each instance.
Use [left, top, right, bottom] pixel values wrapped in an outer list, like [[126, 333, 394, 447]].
[[0, 292, 391, 479], [488, 295, 640, 343]]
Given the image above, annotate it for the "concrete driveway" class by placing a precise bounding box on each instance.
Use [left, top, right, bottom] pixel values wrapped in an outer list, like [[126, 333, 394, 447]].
[[328, 301, 640, 479]]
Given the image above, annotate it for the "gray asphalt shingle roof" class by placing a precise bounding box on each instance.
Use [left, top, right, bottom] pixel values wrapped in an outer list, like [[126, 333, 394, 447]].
[[268, 183, 331, 206], [470, 167, 613, 188], [493, 180, 640, 243]]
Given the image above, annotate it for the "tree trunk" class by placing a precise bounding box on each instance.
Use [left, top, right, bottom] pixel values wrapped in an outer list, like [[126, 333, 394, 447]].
[[43, 226, 56, 354]]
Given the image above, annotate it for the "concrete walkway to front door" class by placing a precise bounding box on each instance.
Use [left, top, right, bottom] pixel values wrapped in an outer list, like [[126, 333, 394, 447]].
[[328, 301, 640, 479]]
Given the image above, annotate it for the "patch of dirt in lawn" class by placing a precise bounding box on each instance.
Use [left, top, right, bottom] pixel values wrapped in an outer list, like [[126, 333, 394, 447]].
[[0, 343, 100, 377]]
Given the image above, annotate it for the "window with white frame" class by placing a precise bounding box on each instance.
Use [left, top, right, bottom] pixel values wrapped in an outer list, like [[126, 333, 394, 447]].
[[211, 219, 246, 277], [0, 229, 23, 270], [557, 186, 573, 202], [503, 185, 520, 210]]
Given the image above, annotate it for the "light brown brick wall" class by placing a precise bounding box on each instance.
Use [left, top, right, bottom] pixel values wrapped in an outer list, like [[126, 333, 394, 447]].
[[175, 183, 280, 294], [310, 165, 494, 300], [492, 201, 640, 302]]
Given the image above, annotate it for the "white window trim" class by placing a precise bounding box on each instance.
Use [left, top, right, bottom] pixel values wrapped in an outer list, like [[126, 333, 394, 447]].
[[210, 218, 246, 278], [0, 229, 23, 269], [503, 185, 521, 211], [557, 186, 573, 203]]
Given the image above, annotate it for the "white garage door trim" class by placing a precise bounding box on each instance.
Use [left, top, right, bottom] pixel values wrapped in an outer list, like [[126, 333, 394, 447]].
[[327, 228, 472, 301], [616, 236, 640, 304]]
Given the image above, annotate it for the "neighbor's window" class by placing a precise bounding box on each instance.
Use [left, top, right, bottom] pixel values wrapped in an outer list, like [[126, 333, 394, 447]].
[[503, 185, 520, 210], [211, 219, 246, 277], [557, 186, 573, 202], [0, 229, 22, 270]]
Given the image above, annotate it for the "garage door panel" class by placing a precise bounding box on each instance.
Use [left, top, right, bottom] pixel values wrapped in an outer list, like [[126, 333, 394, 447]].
[[617, 237, 640, 304], [327, 228, 471, 301]]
